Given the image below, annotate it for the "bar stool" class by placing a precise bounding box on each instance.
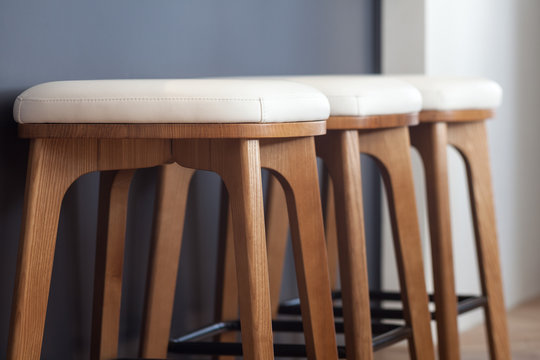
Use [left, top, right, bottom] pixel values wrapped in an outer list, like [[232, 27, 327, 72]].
[[399, 76, 510, 360], [8, 79, 338, 359], [204, 76, 435, 359]]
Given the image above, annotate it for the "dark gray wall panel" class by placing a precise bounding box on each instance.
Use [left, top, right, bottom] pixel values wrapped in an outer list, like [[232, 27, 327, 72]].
[[0, 1, 380, 358]]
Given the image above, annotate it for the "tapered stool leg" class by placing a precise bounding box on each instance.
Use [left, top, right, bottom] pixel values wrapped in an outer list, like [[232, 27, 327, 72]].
[[265, 174, 290, 317], [323, 175, 341, 291], [261, 137, 338, 360], [212, 137, 339, 359], [8, 139, 96, 360], [447, 121, 510, 360], [410, 123, 460, 360], [91, 170, 135, 360], [139, 163, 195, 358], [213, 200, 239, 360], [316, 131, 373, 360], [174, 139, 274, 360], [358, 127, 434, 359]]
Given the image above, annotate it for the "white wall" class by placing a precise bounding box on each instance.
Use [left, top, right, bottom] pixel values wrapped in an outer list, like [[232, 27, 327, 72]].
[[381, 0, 540, 331]]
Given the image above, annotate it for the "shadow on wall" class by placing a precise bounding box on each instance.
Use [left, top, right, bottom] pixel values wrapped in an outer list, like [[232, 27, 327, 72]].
[[0, 0, 379, 358]]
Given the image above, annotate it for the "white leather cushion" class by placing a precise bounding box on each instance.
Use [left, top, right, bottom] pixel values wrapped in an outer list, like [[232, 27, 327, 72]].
[[394, 76, 503, 111], [14, 79, 330, 124], [280, 75, 422, 117]]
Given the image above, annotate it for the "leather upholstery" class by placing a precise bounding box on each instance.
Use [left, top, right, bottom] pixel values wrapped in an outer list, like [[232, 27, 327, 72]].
[[395, 76, 503, 110], [14, 79, 330, 124], [281, 75, 422, 116]]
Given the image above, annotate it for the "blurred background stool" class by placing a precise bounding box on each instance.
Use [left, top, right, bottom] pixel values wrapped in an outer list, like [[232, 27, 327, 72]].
[[402, 76, 510, 360]]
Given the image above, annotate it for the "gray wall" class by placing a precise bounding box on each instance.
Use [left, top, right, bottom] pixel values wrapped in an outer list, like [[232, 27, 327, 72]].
[[0, 0, 380, 358]]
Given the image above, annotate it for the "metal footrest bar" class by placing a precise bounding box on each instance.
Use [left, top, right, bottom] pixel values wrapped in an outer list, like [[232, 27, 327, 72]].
[[165, 320, 410, 358], [279, 291, 487, 321]]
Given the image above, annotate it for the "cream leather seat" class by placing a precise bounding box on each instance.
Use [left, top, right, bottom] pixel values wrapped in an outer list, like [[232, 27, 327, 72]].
[[394, 76, 502, 110], [282, 75, 422, 116], [14, 79, 330, 124]]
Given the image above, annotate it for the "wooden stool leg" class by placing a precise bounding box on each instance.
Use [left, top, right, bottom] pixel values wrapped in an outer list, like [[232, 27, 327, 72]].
[[323, 175, 341, 291], [447, 121, 511, 360], [410, 123, 460, 360], [261, 137, 338, 360], [265, 174, 290, 317], [214, 186, 238, 359], [259, 167, 339, 311], [139, 163, 195, 358], [91, 170, 135, 360], [215, 173, 289, 326], [358, 127, 435, 360], [316, 131, 373, 360], [8, 139, 95, 360], [174, 139, 274, 360]]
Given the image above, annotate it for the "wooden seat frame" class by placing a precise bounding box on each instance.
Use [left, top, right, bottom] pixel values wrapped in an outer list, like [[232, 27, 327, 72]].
[[8, 121, 339, 360]]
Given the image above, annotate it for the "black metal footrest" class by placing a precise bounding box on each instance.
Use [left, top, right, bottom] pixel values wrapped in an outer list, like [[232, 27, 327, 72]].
[[279, 290, 487, 321], [165, 319, 410, 357]]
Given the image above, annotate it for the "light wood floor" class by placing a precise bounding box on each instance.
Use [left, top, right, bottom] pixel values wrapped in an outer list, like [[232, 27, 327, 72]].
[[375, 297, 540, 359]]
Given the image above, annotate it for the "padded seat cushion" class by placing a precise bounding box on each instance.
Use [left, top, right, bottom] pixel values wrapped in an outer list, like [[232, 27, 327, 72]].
[[282, 75, 422, 117], [395, 76, 503, 111], [14, 79, 330, 124]]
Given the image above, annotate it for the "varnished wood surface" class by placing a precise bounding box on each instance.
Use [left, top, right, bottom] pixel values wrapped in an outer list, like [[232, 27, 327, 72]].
[[91, 170, 135, 360], [174, 139, 275, 360], [448, 121, 511, 359], [323, 175, 340, 291], [214, 185, 239, 359], [419, 109, 494, 123], [265, 175, 290, 317], [317, 131, 374, 360], [8, 138, 171, 359], [18, 121, 326, 139], [139, 164, 195, 358], [358, 127, 435, 359], [410, 123, 461, 360], [327, 113, 418, 130], [260, 137, 338, 359]]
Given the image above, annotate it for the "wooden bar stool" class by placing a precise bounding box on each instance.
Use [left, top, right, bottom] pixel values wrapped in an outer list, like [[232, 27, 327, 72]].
[[7, 79, 338, 360], [400, 76, 510, 360], [211, 76, 436, 359], [278, 76, 435, 359]]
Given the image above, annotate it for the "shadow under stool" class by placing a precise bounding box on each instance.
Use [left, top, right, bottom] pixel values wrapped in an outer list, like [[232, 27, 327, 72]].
[[400, 76, 510, 360], [7, 79, 339, 360]]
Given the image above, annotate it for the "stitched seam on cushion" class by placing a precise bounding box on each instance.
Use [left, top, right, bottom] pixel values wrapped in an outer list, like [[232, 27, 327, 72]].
[[17, 98, 23, 123], [17, 96, 326, 103], [259, 97, 265, 123]]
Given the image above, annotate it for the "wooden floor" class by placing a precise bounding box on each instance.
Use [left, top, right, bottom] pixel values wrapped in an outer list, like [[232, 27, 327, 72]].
[[375, 297, 540, 359]]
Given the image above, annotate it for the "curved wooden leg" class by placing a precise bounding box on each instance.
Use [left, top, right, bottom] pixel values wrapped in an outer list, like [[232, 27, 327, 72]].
[[138, 163, 195, 358], [410, 122, 460, 360], [321, 172, 341, 291], [91, 170, 135, 360], [448, 121, 510, 360], [261, 137, 338, 360], [265, 174, 290, 317], [8, 139, 96, 360], [214, 185, 239, 359], [317, 131, 373, 360], [359, 127, 435, 360], [216, 171, 289, 326], [174, 139, 274, 360]]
